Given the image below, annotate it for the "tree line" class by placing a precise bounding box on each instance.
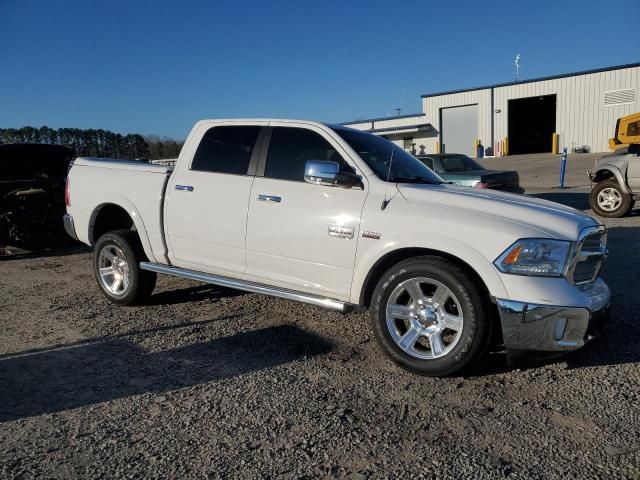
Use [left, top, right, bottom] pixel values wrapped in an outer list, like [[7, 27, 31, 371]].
[[0, 126, 183, 160]]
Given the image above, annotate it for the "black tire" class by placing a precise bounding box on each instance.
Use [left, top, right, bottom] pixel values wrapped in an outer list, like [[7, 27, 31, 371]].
[[93, 229, 156, 305], [370, 256, 491, 377], [590, 180, 633, 218]]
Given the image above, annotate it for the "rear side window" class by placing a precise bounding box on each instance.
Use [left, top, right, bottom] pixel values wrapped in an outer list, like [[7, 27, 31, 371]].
[[440, 155, 483, 172], [265, 127, 346, 182], [191, 126, 260, 175], [421, 157, 434, 169]]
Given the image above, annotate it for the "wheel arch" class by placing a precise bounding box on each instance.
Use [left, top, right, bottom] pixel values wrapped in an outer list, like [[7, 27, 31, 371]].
[[356, 246, 504, 308], [593, 165, 629, 192], [356, 245, 505, 350], [88, 200, 155, 262]]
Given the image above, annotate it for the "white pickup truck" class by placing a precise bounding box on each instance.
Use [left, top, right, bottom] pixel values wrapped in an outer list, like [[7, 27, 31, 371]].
[[64, 119, 611, 376]]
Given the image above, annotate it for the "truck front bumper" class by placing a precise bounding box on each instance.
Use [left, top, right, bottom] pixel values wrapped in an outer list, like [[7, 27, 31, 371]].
[[496, 277, 610, 354]]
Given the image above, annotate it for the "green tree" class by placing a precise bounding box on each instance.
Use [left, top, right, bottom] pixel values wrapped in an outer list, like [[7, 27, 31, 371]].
[[0, 125, 179, 160]]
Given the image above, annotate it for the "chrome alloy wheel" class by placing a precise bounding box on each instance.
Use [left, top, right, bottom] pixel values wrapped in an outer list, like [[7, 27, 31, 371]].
[[385, 277, 464, 359], [98, 245, 130, 296], [597, 187, 622, 212]]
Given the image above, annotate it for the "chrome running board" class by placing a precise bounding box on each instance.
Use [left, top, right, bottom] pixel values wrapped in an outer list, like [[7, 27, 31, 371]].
[[140, 262, 348, 312]]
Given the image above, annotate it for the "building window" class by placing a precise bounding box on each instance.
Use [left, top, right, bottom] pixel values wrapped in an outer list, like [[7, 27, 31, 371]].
[[403, 137, 413, 149], [627, 120, 640, 137]]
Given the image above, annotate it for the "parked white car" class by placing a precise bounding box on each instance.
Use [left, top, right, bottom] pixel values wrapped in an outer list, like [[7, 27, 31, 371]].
[[64, 119, 610, 376]]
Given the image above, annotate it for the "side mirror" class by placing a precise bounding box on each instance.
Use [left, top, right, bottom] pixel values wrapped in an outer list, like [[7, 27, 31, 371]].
[[304, 160, 361, 188]]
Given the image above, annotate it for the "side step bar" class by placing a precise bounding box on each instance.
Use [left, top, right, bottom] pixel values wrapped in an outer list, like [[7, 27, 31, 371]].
[[140, 262, 348, 312]]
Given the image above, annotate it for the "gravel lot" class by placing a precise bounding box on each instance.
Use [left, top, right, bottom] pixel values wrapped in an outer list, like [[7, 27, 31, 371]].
[[1, 153, 639, 479]]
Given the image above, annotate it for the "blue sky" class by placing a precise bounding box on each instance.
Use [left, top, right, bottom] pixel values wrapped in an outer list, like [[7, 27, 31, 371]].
[[1, 0, 638, 139]]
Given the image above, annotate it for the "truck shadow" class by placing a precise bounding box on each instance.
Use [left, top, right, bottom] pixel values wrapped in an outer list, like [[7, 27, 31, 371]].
[[530, 191, 591, 210], [565, 223, 640, 370], [0, 324, 333, 422], [0, 243, 91, 261], [531, 190, 640, 217]]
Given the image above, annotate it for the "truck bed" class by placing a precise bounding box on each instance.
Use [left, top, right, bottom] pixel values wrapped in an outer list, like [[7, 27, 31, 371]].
[[66, 157, 172, 263], [73, 157, 173, 174]]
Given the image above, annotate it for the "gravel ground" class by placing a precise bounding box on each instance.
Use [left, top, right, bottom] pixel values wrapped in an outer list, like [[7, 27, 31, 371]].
[[1, 155, 639, 479]]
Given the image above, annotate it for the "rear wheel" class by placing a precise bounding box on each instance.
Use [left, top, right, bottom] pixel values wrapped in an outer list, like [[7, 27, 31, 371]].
[[590, 180, 633, 218], [370, 256, 491, 377], [93, 230, 156, 305]]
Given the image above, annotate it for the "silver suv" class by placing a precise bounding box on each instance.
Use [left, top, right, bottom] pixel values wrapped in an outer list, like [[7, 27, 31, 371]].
[[588, 145, 640, 217]]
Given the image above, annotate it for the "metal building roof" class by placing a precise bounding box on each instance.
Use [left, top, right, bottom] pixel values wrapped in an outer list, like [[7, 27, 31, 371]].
[[341, 112, 425, 125], [368, 123, 435, 134], [421, 62, 640, 98]]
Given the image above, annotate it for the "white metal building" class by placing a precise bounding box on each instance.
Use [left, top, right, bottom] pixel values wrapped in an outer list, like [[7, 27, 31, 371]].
[[341, 113, 437, 155], [345, 62, 640, 156]]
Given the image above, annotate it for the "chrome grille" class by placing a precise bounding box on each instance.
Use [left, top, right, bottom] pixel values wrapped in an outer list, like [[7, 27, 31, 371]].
[[582, 232, 604, 252], [570, 229, 607, 285], [573, 257, 601, 283]]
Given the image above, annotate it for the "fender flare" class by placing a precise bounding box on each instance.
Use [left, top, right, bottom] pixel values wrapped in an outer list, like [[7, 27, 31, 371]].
[[593, 165, 630, 192], [88, 196, 157, 263]]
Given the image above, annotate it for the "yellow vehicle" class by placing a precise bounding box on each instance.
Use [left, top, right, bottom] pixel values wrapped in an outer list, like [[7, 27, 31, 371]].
[[608, 112, 640, 151]]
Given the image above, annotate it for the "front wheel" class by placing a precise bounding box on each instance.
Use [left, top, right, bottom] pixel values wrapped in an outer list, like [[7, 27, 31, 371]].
[[590, 180, 633, 218], [370, 256, 491, 377], [93, 230, 156, 305]]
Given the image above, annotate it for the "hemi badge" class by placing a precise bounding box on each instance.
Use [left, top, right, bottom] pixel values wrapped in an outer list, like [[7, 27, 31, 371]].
[[328, 224, 355, 239], [362, 230, 381, 240]]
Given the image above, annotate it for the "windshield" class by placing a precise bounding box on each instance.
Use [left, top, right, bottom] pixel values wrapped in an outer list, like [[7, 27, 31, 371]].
[[332, 127, 443, 184], [439, 155, 483, 172]]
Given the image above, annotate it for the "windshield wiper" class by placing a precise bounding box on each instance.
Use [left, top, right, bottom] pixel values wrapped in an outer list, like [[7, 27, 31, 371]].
[[391, 176, 441, 185]]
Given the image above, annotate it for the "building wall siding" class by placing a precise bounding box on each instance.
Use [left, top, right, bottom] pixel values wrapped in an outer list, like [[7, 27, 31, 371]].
[[494, 66, 639, 153], [421, 89, 492, 154], [423, 65, 639, 154]]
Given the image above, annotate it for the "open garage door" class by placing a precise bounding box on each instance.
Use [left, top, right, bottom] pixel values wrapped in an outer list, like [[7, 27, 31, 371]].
[[508, 94, 556, 155], [440, 104, 478, 157]]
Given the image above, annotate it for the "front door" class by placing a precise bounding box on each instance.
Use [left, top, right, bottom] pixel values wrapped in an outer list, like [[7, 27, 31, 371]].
[[626, 151, 640, 189], [245, 125, 367, 300], [164, 123, 265, 273]]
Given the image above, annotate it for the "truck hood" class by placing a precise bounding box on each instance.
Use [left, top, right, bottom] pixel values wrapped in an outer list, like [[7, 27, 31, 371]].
[[398, 183, 600, 240]]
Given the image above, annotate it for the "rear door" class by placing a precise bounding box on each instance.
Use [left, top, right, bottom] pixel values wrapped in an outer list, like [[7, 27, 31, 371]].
[[245, 124, 367, 300], [164, 123, 266, 273]]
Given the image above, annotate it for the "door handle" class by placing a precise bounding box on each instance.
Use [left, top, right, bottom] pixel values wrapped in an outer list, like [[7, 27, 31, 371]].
[[175, 184, 194, 192], [257, 194, 281, 203]]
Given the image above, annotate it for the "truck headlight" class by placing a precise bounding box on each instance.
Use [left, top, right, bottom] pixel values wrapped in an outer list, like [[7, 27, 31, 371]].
[[494, 239, 571, 277]]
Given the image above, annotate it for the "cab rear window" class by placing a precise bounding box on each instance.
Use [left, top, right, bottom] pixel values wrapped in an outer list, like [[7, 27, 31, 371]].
[[191, 126, 260, 175]]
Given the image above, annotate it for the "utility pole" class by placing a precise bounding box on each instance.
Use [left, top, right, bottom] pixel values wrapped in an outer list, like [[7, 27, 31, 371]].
[[394, 87, 406, 117]]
